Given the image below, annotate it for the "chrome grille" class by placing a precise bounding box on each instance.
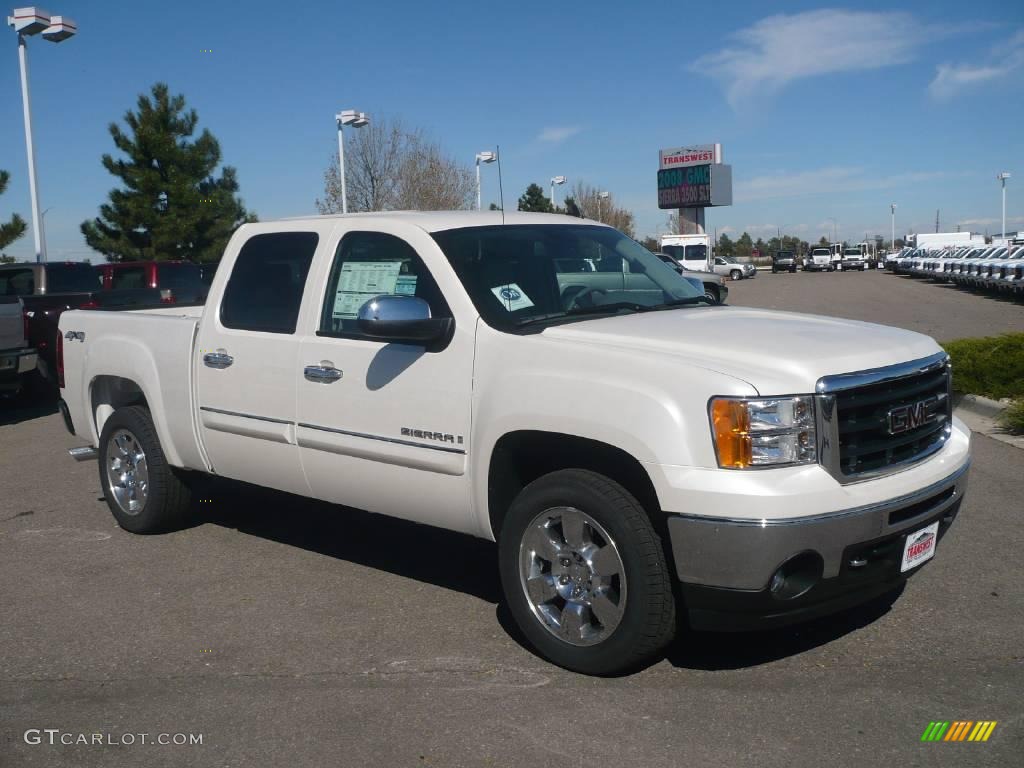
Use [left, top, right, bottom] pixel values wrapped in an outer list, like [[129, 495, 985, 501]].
[[816, 353, 952, 483]]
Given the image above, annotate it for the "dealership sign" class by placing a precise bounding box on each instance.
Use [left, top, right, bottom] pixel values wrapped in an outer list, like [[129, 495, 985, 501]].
[[657, 163, 733, 209], [659, 143, 722, 170]]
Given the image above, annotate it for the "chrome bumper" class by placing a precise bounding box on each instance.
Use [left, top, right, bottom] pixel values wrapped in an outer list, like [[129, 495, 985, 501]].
[[666, 461, 969, 590]]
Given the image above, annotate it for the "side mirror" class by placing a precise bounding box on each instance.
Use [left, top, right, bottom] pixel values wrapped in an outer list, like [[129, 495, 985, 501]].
[[357, 295, 453, 346]]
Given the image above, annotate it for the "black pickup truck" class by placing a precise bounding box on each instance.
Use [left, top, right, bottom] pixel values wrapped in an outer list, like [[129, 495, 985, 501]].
[[772, 251, 798, 273], [0, 262, 100, 391]]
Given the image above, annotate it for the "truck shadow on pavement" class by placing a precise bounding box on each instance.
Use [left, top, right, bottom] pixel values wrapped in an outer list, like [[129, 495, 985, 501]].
[[194, 476, 503, 604], [194, 475, 905, 672], [0, 395, 58, 427]]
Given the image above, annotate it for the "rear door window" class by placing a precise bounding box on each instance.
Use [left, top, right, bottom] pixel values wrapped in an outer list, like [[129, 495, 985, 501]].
[[221, 232, 319, 334], [111, 266, 147, 290], [0, 268, 35, 296], [45, 263, 99, 292]]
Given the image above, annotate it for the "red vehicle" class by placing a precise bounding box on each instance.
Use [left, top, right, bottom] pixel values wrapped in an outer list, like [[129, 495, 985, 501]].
[[95, 261, 207, 304]]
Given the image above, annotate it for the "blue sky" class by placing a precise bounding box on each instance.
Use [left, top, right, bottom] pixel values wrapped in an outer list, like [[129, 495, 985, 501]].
[[1, 0, 1022, 261]]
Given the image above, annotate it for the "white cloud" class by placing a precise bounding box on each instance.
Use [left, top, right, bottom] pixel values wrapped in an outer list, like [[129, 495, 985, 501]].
[[692, 9, 932, 108], [735, 166, 961, 203], [929, 29, 1024, 101], [536, 125, 582, 144]]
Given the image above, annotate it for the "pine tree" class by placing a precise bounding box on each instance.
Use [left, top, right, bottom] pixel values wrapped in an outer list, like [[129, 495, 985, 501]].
[[81, 83, 252, 263], [0, 170, 27, 257], [517, 183, 553, 213], [564, 196, 582, 218]]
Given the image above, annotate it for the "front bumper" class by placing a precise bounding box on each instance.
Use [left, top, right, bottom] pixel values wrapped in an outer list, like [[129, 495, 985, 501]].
[[669, 463, 967, 630], [653, 418, 971, 631]]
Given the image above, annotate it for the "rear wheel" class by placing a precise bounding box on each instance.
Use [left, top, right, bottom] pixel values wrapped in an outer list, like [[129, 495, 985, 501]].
[[499, 469, 676, 675], [98, 405, 192, 534], [730, 269, 742, 281]]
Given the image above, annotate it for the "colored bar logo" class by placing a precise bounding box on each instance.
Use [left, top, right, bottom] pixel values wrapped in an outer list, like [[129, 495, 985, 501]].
[[921, 721, 997, 742]]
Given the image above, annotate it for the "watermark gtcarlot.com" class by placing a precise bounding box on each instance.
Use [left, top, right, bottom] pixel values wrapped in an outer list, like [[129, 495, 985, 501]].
[[24, 729, 203, 747]]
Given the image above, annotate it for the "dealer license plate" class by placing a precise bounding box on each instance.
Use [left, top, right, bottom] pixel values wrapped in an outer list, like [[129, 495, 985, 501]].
[[901, 521, 939, 573]]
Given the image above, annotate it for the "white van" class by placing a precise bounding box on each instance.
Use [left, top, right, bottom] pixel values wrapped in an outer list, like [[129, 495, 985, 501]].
[[660, 234, 712, 272]]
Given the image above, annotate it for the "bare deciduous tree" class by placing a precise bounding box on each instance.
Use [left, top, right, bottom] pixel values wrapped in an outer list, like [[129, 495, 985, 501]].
[[316, 117, 474, 213], [567, 181, 636, 238]]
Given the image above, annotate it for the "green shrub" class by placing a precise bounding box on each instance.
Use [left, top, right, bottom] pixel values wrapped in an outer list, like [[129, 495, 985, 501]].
[[941, 333, 1024, 400], [1001, 400, 1024, 435]]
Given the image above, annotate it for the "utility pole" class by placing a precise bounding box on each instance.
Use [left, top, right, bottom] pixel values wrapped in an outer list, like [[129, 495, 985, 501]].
[[935, 210, 939, 233]]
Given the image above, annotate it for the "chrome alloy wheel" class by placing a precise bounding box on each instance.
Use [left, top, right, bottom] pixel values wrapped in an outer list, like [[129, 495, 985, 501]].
[[518, 507, 627, 647], [105, 428, 149, 515]]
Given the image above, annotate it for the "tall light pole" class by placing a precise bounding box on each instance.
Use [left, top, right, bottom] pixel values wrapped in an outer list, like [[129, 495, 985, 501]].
[[597, 191, 609, 222], [8, 7, 77, 263], [475, 151, 496, 210], [997, 172, 1011, 239], [550, 176, 566, 210], [335, 109, 369, 214], [890, 203, 897, 253]]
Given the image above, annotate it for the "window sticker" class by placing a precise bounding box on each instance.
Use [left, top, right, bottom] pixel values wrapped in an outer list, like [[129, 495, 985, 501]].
[[490, 283, 535, 311], [394, 275, 418, 295], [332, 261, 403, 319]]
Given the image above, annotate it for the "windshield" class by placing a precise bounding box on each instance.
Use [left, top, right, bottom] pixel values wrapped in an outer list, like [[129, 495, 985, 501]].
[[431, 224, 705, 332], [811, 249, 830, 256], [46, 263, 100, 293], [843, 249, 861, 256]]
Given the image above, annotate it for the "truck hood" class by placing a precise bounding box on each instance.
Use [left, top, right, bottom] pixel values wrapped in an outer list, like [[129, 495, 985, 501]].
[[540, 307, 941, 394]]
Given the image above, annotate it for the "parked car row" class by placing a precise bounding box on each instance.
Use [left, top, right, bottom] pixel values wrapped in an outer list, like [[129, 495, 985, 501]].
[[891, 243, 1024, 296], [0, 259, 214, 396]]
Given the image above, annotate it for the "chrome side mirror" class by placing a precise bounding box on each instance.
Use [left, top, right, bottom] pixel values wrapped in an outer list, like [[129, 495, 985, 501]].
[[356, 295, 453, 345]]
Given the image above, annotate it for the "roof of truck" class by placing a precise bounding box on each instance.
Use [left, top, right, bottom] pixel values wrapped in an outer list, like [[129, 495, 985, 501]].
[[275, 210, 605, 232]]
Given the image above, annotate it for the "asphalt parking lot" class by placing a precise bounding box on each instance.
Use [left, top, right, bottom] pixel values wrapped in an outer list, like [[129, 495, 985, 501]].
[[1, 271, 1022, 767]]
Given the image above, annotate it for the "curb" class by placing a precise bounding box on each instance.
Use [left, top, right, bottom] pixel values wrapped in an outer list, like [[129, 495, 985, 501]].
[[954, 394, 1008, 419]]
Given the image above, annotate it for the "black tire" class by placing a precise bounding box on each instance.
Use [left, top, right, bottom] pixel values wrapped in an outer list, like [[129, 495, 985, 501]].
[[704, 285, 720, 304], [730, 269, 742, 281], [498, 469, 676, 675], [771, 267, 777, 273], [98, 405, 192, 534]]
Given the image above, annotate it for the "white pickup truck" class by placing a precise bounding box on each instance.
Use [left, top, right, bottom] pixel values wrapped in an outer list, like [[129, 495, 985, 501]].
[[58, 212, 971, 675]]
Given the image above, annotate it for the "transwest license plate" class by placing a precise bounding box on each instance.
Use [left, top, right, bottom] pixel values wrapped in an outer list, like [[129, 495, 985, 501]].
[[901, 521, 940, 572]]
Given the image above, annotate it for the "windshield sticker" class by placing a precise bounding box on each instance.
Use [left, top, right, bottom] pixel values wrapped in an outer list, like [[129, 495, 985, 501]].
[[332, 261, 403, 319], [491, 283, 535, 311]]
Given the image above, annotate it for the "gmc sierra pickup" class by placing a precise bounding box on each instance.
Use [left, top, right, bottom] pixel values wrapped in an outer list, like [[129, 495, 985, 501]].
[[58, 212, 971, 675]]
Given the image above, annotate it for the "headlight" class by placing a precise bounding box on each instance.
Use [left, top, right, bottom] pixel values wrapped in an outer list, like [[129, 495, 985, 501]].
[[710, 396, 816, 468]]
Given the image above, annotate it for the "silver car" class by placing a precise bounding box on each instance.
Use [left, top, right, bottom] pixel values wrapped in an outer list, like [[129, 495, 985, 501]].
[[712, 256, 757, 280]]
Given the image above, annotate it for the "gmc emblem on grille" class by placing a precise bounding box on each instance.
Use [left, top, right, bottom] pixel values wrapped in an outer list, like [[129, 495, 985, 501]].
[[887, 396, 938, 435]]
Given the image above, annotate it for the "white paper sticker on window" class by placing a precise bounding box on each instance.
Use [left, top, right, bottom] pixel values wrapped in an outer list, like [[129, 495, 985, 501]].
[[490, 283, 535, 311], [332, 261, 403, 319]]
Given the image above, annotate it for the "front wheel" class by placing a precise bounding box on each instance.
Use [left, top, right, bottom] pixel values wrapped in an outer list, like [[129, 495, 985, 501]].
[[730, 269, 742, 281], [499, 469, 676, 675], [704, 285, 720, 304], [98, 405, 192, 533]]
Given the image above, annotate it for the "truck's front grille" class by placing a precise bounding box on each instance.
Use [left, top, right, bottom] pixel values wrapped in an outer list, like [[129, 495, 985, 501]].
[[816, 353, 952, 483]]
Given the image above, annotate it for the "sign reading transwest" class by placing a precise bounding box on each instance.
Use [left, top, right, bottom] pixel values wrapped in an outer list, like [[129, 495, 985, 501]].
[[659, 143, 722, 170], [657, 164, 732, 209]]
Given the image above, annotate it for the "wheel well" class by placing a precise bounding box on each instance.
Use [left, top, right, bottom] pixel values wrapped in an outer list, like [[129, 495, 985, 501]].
[[90, 376, 149, 437], [487, 431, 660, 540]]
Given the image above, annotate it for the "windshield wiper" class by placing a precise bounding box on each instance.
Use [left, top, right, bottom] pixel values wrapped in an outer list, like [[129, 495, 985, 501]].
[[514, 297, 708, 328], [565, 301, 649, 317]]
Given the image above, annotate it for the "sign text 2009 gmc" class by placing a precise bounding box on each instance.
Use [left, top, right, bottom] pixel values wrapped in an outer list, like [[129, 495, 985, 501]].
[[58, 212, 970, 675]]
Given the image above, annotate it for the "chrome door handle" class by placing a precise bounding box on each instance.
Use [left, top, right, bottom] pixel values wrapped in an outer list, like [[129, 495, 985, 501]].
[[203, 351, 234, 369], [304, 365, 343, 383]]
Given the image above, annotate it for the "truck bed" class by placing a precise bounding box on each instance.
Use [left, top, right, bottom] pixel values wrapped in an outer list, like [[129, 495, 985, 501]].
[[58, 306, 207, 471]]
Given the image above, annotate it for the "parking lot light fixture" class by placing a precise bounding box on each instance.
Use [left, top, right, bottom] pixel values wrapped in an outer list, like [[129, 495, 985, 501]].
[[997, 173, 1010, 239], [335, 109, 370, 214], [475, 151, 497, 210], [550, 175, 566, 210], [597, 191, 609, 222], [891, 203, 897, 253], [8, 6, 78, 263]]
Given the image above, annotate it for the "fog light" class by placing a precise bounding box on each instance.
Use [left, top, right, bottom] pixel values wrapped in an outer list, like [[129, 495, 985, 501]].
[[767, 552, 823, 601]]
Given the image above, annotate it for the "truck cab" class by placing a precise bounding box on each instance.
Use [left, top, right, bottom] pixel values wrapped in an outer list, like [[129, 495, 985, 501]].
[[839, 247, 867, 271], [805, 247, 834, 272]]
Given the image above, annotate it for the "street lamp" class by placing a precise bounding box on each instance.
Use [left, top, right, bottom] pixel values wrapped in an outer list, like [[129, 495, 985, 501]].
[[8, 7, 78, 263], [335, 109, 370, 214], [550, 175, 566, 209], [890, 203, 897, 253], [597, 191, 609, 222], [475, 151, 496, 210], [997, 172, 1011, 239]]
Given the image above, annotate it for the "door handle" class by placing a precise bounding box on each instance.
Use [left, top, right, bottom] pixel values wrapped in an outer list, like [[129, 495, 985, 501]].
[[203, 351, 234, 369], [304, 365, 343, 383]]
